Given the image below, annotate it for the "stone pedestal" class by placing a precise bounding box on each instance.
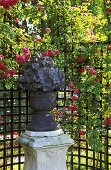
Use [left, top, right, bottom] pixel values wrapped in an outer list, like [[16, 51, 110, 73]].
[[16, 133, 73, 170]]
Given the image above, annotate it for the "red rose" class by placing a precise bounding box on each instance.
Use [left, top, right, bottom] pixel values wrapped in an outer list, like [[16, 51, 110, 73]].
[[95, 78, 100, 82], [80, 67, 85, 73], [107, 7, 111, 14], [7, 69, 17, 76], [48, 50, 54, 56], [69, 105, 78, 111], [55, 49, 60, 56], [71, 95, 78, 101], [2, 0, 11, 9], [107, 118, 111, 125], [42, 52, 49, 57], [0, 62, 7, 71], [1, 72, 10, 79], [10, 0, 18, 6], [73, 88, 79, 93], [22, 0, 27, 3], [68, 82, 74, 88], [77, 57, 84, 63], [16, 54, 25, 64], [79, 130, 85, 136], [25, 53, 31, 61]]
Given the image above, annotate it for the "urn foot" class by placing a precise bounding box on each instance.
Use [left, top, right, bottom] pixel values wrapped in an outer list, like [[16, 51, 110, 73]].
[[27, 111, 60, 131]]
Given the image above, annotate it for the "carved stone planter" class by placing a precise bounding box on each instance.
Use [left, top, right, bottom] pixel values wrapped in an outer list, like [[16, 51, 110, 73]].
[[19, 55, 65, 133], [16, 55, 73, 170], [27, 90, 59, 132]]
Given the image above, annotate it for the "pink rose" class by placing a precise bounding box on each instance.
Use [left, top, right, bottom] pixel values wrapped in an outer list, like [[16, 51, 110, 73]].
[[55, 49, 60, 55], [42, 52, 49, 57], [16, 54, 25, 64], [23, 47, 29, 54], [45, 27, 51, 33], [25, 53, 31, 61], [8, 69, 17, 76], [0, 54, 4, 60]]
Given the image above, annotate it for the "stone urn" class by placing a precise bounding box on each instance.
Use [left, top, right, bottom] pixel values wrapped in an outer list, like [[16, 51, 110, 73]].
[[19, 55, 65, 133], [16, 55, 73, 170]]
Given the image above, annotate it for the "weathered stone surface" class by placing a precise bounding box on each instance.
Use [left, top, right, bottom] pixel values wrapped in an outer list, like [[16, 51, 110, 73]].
[[15, 134, 73, 170]]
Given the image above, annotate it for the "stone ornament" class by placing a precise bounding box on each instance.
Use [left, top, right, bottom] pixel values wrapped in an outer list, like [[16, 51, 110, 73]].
[[19, 54, 65, 132]]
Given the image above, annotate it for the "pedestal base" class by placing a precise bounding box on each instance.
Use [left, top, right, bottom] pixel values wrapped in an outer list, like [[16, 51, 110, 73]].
[[16, 133, 73, 170]]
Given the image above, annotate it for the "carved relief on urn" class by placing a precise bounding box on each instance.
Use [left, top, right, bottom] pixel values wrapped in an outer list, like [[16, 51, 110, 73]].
[[19, 55, 65, 132]]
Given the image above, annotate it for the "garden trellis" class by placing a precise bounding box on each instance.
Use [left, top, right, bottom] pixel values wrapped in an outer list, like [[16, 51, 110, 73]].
[[0, 0, 111, 169]]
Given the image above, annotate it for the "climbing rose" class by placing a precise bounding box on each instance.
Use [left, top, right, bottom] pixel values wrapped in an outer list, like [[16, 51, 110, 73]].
[[15, 18, 19, 23], [22, 47, 31, 61], [25, 53, 31, 61], [69, 105, 78, 111], [45, 27, 51, 33], [42, 50, 54, 57], [107, 118, 111, 125], [1, 72, 10, 79], [8, 69, 17, 76], [36, 37, 44, 43], [47, 50, 54, 56], [16, 55, 25, 64], [0, 0, 18, 9], [68, 82, 74, 88], [23, 47, 29, 54], [85, 66, 90, 70], [89, 68, 97, 76], [77, 57, 84, 63], [79, 130, 85, 136], [107, 7, 111, 14], [42, 51, 49, 57], [86, 66, 97, 76], [80, 67, 85, 73], [1, 0, 11, 9], [73, 88, 79, 93], [0, 62, 7, 71], [10, 0, 18, 6], [55, 49, 60, 56], [22, 0, 27, 3], [71, 95, 78, 101], [0, 54, 4, 60], [95, 78, 100, 83]]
